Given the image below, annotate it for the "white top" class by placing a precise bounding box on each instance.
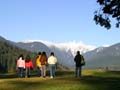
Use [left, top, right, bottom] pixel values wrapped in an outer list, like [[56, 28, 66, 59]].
[[48, 56, 57, 64]]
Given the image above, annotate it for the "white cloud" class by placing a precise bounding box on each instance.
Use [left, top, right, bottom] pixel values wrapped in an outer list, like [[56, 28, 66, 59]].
[[102, 44, 110, 47], [21, 40, 96, 56]]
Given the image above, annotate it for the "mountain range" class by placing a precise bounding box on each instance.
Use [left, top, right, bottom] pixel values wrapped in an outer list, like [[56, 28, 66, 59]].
[[0, 36, 120, 70], [19, 40, 96, 68]]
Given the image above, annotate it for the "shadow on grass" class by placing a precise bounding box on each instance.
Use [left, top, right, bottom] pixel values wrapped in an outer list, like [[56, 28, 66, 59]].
[[0, 73, 18, 79], [55, 70, 74, 77], [79, 75, 120, 90], [1, 70, 120, 90], [55, 70, 120, 90], [92, 70, 120, 77]]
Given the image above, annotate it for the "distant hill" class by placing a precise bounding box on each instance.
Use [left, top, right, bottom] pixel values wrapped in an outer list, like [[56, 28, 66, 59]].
[[17, 40, 120, 70], [17, 42, 51, 54], [15, 42, 74, 68], [84, 44, 120, 70], [1, 36, 120, 71], [0, 38, 36, 72], [0, 36, 6, 41], [0, 36, 69, 72], [17, 40, 96, 68]]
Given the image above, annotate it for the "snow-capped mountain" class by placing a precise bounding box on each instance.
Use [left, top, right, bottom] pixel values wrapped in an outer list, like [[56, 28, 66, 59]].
[[21, 40, 96, 68], [22, 40, 96, 56], [1, 35, 120, 70]]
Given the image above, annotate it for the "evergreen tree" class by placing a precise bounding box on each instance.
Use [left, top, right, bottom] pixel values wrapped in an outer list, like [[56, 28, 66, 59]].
[[0, 40, 36, 73]]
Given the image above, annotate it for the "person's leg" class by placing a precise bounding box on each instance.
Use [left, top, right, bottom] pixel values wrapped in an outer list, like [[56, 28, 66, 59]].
[[50, 64, 55, 78], [50, 64, 53, 78], [20, 68, 23, 78], [40, 65, 47, 78], [18, 67, 21, 77], [25, 68, 28, 78], [39, 67, 41, 76], [43, 65, 46, 77], [28, 68, 31, 77], [78, 66, 82, 78], [37, 67, 40, 76], [52, 64, 55, 77], [75, 67, 78, 78], [41, 65, 44, 77]]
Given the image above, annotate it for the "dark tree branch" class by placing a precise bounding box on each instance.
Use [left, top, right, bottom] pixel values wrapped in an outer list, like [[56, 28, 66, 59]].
[[94, 0, 120, 29]]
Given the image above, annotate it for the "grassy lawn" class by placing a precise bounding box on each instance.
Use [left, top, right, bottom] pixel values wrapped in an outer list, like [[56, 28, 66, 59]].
[[0, 70, 120, 90]]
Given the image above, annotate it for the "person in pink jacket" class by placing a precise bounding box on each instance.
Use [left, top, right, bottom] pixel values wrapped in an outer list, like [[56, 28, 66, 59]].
[[16, 54, 25, 78], [25, 55, 34, 78]]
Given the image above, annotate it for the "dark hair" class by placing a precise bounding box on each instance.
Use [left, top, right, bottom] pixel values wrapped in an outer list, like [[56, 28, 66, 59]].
[[77, 51, 80, 54], [25, 55, 31, 62], [41, 51, 47, 57], [42, 51, 46, 55], [18, 54, 24, 59], [38, 52, 41, 55], [50, 52, 54, 56]]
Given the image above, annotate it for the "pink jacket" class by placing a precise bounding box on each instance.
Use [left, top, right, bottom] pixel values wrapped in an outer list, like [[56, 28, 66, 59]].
[[17, 57, 25, 68]]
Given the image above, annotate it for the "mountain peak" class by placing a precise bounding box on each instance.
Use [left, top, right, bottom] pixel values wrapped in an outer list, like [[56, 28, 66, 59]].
[[21, 40, 96, 56]]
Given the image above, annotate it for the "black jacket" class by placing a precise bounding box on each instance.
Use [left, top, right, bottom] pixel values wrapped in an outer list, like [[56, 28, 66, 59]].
[[74, 54, 82, 67]]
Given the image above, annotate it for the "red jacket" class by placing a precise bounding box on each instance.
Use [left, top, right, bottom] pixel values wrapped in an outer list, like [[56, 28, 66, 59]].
[[25, 60, 34, 68]]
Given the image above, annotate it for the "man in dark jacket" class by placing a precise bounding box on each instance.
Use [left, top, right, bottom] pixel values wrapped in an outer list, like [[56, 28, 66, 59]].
[[74, 51, 83, 78]]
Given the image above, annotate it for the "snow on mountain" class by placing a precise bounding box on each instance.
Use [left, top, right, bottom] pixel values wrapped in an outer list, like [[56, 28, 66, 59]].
[[22, 40, 96, 56], [52, 42, 96, 56], [21, 40, 96, 68], [96, 47, 106, 53]]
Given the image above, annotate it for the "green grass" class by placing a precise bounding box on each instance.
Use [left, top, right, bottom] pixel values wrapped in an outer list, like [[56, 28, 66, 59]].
[[0, 70, 120, 90]]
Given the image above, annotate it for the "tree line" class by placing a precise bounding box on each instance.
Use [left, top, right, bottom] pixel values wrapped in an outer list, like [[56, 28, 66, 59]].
[[0, 40, 37, 73]]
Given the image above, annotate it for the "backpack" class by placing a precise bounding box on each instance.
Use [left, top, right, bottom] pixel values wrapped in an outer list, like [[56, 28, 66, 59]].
[[81, 55, 85, 66]]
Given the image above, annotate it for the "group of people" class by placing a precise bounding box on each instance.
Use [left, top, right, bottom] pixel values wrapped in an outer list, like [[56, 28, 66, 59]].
[[36, 51, 57, 78], [16, 51, 57, 78], [16, 50, 85, 79], [16, 54, 34, 78]]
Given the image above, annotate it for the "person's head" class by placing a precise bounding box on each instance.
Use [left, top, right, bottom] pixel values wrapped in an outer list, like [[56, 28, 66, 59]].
[[42, 51, 46, 55], [50, 52, 54, 56], [18, 54, 24, 59], [38, 52, 41, 55], [25, 55, 31, 62], [77, 51, 80, 55]]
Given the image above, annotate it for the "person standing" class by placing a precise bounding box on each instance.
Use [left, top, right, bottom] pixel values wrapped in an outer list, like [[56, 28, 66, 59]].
[[48, 52, 57, 78], [74, 51, 84, 78], [36, 52, 42, 77], [16, 54, 25, 78], [25, 55, 34, 78], [40, 52, 47, 78]]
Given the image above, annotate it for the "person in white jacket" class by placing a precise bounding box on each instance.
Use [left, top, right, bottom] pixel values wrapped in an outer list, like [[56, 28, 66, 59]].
[[48, 52, 57, 78]]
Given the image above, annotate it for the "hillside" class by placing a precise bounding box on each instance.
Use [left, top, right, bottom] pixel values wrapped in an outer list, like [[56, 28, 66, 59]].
[[17, 41, 96, 68], [1, 36, 120, 70], [84, 44, 120, 70], [18, 41, 120, 70], [0, 36, 68, 72], [0, 40, 36, 72]]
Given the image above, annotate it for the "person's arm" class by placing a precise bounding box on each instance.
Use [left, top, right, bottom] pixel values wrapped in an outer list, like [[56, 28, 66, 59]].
[[74, 56, 76, 62], [30, 60, 34, 69]]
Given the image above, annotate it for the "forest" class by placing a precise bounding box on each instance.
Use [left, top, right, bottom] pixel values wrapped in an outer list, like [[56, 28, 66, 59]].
[[0, 40, 37, 73]]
